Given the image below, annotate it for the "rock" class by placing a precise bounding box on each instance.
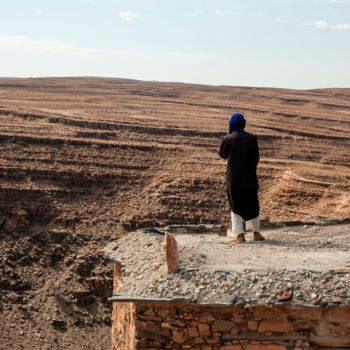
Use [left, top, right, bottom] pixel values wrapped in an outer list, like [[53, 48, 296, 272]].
[[135, 321, 170, 342], [188, 326, 199, 337], [73, 290, 94, 305], [52, 319, 67, 330], [15, 210, 30, 226], [163, 232, 179, 273], [310, 292, 318, 300], [312, 297, 322, 305], [234, 299, 245, 306], [211, 320, 235, 332], [332, 274, 340, 284], [258, 314, 292, 333], [279, 287, 293, 302], [221, 333, 236, 340], [247, 320, 258, 331], [173, 330, 186, 343], [197, 323, 211, 336]]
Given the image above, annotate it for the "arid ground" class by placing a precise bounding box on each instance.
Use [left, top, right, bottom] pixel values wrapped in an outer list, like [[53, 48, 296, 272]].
[[0, 78, 349, 349]]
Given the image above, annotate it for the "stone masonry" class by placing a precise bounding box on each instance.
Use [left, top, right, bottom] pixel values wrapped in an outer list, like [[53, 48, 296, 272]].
[[111, 300, 350, 349], [107, 225, 350, 349]]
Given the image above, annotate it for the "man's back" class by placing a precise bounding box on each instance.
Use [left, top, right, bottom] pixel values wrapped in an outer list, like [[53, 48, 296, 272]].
[[219, 129, 259, 190]]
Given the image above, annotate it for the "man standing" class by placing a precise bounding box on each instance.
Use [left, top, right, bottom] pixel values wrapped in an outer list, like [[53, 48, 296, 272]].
[[219, 113, 265, 243]]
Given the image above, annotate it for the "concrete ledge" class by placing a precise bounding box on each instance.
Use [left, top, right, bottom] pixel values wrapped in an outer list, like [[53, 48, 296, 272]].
[[108, 295, 193, 304]]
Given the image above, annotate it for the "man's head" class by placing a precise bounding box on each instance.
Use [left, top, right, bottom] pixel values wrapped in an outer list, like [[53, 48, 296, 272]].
[[229, 113, 246, 133]]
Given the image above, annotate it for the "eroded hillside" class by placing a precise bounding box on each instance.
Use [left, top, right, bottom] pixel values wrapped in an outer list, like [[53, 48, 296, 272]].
[[0, 78, 349, 349]]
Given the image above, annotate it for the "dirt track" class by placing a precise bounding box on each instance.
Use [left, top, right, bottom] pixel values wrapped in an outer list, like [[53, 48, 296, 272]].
[[0, 78, 349, 349]]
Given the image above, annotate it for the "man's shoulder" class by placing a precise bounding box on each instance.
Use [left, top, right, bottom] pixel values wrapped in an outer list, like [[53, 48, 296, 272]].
[[226, 131, 257, 140], [222, 133, 233, 141], [243, 131, 257, 140], [222, 131, 257, 143]]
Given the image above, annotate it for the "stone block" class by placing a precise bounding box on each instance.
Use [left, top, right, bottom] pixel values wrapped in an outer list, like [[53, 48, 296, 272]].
[[207, 336, 220, 344], [163, 232, 179, 273], [194, 337, 204, 344], [199, 315, 215, 323], [248, 320, 259, 331], [158, 308, 170, 318], [135, 321, 170, 343], [219, 346, 243, 350], [212, 320, 235, 332], [173, 330, 186, 344], [202, 346, 212, 350], [143, 308, 155, 316], [184, 313, 194, 320], [258, 314, 292, 333], [265, 346, 288, 350], [222, 333, 236, 340], [246, 345, 265, 350], [198, 323, 211, 336], [188, 326, 200, 337], [138, 315, 162, 322], [234, 314, 245, 323]]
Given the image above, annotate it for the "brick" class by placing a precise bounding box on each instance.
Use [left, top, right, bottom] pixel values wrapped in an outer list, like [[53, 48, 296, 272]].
[[265, 346, 287, 350], [173, 330, 186, 344], [222, 333, 236, 340], [194, 337, 204, 344], [202, 346, 212, 350], [199, 315, 215, 323], [212, 320, 236, 332], [234, 315, 245, 323], [198, 323, 211, 336], [143, 308, 155, 316], [188, 326, 199, 337], [158, 308, 170, 318], [207, 336, 220, 344], [135, 321, 171, 343], [258, 314, 292, 333], [219, 346, 243, 350], [246, 345, 265, 350], [184, 313, 194, 320], [248, 320, 259, 331]]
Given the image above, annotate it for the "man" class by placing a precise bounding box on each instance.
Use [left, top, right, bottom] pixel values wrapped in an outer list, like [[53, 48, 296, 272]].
[[219, 113, 265, 243]]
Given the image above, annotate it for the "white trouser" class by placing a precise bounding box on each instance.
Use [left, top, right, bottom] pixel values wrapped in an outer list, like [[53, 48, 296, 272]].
[[230, 212, 260, 237]]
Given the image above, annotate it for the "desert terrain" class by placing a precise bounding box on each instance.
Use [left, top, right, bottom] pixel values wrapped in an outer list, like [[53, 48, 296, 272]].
[[0, 77, 349, 349]]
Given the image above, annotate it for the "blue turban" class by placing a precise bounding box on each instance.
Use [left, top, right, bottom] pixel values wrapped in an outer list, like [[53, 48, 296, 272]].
[[229, 113, 246, 133]]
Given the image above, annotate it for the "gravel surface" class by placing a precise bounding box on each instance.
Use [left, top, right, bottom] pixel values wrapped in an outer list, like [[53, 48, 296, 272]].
[[104, 223, 350, 306]]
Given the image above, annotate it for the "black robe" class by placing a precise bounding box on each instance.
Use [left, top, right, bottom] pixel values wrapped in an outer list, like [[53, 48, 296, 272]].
[[219, 129, 259, 221]]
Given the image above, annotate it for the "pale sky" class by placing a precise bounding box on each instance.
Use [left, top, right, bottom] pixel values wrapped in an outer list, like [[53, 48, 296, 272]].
[[0, 0, 350, 89]]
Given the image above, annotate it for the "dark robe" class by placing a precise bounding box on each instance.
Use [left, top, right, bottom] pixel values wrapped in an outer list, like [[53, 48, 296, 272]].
[[219, 129, 259, 221]]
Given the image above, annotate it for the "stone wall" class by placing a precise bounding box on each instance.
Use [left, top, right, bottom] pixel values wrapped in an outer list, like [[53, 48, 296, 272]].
[[111, 302, 350, 349], [111, 302, 136, 350]]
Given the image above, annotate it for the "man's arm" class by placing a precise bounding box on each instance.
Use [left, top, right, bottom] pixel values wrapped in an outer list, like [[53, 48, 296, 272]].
[[219, 137, 229, 159]]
